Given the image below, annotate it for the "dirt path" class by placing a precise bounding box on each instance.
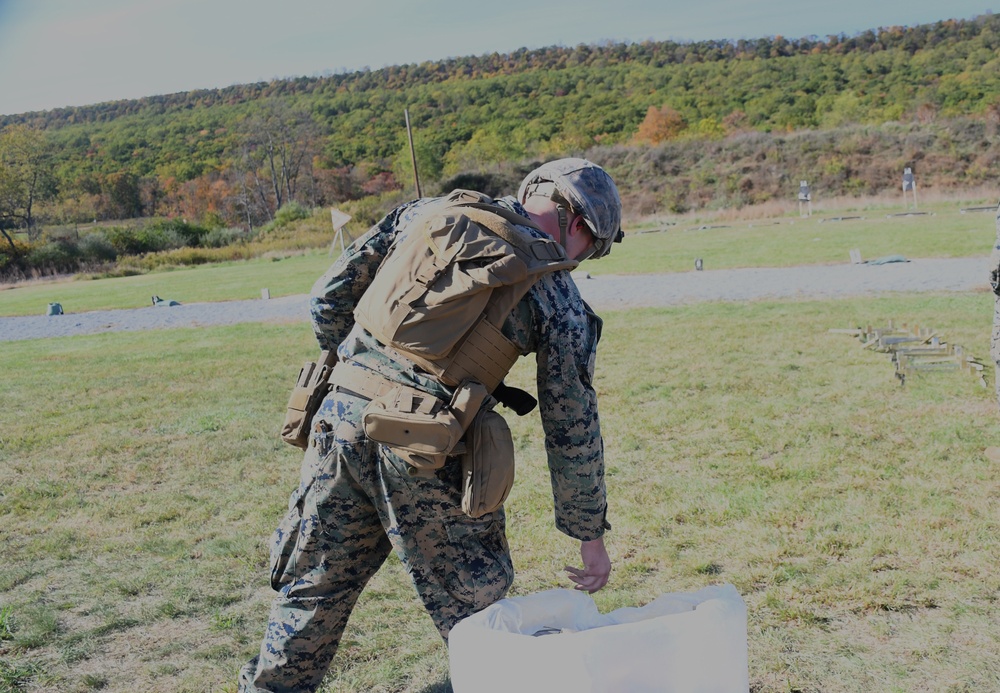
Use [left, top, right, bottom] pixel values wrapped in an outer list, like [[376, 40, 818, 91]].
[[0, 256, 991, 342]]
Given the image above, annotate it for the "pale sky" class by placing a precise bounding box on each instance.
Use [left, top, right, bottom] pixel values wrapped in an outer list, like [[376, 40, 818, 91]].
[[0, 0, 994, 115]]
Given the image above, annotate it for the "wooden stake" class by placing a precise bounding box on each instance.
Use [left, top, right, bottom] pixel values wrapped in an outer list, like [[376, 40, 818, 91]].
[[405, 108, 422, 199]]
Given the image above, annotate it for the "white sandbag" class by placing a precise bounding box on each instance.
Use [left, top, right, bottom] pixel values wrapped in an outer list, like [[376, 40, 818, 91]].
[[449, 583, 748, 693]]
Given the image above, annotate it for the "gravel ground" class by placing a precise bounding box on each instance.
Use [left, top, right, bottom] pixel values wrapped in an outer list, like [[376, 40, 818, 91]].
[[0, 256, 990, 342]]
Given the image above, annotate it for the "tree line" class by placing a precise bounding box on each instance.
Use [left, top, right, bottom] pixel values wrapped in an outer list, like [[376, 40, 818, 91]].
[[4, 13, 996, 132], [1, 12, 999, 261]]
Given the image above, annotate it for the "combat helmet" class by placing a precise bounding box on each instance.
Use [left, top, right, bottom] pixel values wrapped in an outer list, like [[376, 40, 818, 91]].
[[517, 158, 623, 260]]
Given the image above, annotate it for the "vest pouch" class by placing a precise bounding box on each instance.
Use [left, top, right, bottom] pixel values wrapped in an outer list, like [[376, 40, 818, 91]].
[[391, 249, 526, 359], [460, 406, 516, 518], [362, 384, 464, 470], [355, 211, 530, 361]]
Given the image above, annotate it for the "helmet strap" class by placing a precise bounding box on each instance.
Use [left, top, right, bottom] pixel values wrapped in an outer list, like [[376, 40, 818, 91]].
[[522, 181, 576, 252], [556, 204, 569, 249]]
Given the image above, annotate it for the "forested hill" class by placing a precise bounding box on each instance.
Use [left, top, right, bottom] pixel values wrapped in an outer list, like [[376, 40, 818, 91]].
[[2, 13, 999, 231], [5, 14, 999, 133]]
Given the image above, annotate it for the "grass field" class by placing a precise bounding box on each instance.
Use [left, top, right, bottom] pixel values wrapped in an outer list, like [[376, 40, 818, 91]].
[[2, 289, 998, 692], [599, 205, 994, 276], [1, 200, 995, 318], [0, 253, 336, 318]]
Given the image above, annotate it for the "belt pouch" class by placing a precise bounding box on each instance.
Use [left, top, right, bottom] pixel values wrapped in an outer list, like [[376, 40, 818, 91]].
[[460, 404, 515, 518], [362, 384, 462, 470]]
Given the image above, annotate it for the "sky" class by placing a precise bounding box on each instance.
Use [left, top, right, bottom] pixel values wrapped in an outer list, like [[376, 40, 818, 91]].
[[0, 0, 994, 116]]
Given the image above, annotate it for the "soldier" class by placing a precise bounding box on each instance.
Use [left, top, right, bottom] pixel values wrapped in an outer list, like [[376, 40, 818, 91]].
[[239, 158, 622, 692], [993, 201, 1000, 407]]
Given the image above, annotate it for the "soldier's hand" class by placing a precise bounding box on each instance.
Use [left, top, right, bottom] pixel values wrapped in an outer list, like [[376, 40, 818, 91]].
[[564, 537, 611, 593]]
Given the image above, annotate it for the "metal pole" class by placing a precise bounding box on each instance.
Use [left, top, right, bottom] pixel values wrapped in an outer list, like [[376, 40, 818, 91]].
[[405, 108, 422, 199]]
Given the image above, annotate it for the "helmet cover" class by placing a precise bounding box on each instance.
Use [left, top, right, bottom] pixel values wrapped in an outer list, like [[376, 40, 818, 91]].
[[517, 158, 623, 259]]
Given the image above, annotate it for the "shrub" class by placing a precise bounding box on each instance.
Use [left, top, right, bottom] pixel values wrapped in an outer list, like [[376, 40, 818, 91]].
[[202, 227, 248, 248], [272, 201, 311, 228], [136, 244, 258, 270], [26, 240, 81, 274], [0, 238, 32, 273], [145, 219, 208, 247], [78, 232, 118, 263], [104, 225, 187, 256], [258, 203, 312, 236]]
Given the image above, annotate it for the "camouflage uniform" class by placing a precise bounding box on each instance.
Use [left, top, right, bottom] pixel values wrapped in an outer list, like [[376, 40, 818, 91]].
[[239, 196, 608, 692], [992, 201, 1000, 407]]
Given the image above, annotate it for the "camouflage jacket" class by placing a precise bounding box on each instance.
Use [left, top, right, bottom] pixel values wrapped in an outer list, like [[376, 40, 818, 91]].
[[310, 196, 609, 542]]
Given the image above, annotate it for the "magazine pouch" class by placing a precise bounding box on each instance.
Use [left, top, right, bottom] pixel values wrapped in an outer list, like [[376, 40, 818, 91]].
[[280, 350, 337, 449]]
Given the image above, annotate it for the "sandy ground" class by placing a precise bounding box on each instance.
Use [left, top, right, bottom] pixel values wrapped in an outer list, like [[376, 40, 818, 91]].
[[0, 256, 990, 342]]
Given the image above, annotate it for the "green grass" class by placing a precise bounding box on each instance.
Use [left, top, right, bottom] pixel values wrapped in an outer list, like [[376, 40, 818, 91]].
[[2, 291, 998, 691], [0, 252, 336, 317], [0, 659, 49, 691], [1, 202, 995, 317], [0, 605, 13, 641], [595, 204, 994, 276]]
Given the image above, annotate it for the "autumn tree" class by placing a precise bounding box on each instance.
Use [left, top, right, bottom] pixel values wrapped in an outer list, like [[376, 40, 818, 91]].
[[167, 173, 233, 227], [633, 105, 687, 145]]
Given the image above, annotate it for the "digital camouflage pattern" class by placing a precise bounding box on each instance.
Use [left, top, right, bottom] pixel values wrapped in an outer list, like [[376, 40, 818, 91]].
[[239, 387, 513, 692], [992, 201, 1000, 407], [240, 195, 608, 691]]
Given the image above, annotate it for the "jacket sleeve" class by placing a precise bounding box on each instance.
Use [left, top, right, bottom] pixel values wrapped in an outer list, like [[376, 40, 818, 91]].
[[309, 203, 414, 351], [530, 272, 610, 542]]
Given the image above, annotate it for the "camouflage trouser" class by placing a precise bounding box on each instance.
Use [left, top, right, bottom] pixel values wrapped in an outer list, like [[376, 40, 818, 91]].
[[238, 389, 514, 693]]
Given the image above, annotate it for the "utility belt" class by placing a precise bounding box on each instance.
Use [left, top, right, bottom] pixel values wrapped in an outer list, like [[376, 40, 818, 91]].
[[329, 361, 485, 471], [329, 362, 514, 517], [368, 337, 539, 416]]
